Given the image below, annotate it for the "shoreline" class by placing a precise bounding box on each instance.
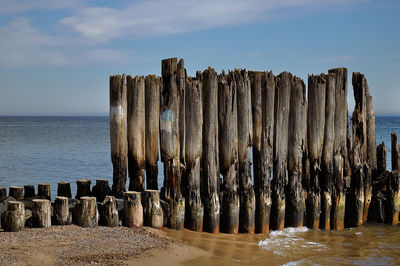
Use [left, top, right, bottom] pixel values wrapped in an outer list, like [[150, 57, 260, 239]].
[[0, 225, 207, 265]]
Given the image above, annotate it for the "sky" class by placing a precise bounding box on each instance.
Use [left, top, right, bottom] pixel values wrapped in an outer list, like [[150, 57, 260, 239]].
[[0, 0, 399, 115]]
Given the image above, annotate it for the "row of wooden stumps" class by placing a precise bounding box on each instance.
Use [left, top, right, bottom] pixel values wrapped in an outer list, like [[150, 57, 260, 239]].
[[110, 57, 400, 235], [0, 181, 162, 232]]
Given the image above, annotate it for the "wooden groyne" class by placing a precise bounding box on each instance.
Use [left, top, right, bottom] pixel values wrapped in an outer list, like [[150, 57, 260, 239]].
[[1, 57, 399, 235]]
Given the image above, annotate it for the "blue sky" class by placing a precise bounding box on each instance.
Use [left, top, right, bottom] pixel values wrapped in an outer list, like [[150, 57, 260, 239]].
[[0, 0, 399, 115]]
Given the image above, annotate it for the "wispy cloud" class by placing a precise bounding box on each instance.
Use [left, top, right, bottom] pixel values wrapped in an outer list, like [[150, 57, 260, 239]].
[[0, 18, 131, 67], [60, 0, 365, 43]]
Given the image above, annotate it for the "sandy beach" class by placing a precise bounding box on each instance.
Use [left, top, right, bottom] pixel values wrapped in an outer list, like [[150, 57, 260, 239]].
[[0, 225, 208, 265]]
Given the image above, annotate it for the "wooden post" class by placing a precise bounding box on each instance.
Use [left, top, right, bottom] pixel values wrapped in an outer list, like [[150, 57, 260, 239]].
[[32, 199, 51, 228], [100, 195, 119, 227], [286, 76, 306, 228], [235, 69, 255, 234], [218, 71, 239, 234], [377, 142, 387, 175], [9, 186, 23, 200], [0, 187, 7, 201], [271, 72, 291, 230], [178, 59, 187, 192], [306, 74, 326, 229], [92, 179, 112, 202], [3, 201, 25, 232], [160, 58, 185, 230], [24, 185, 35, 199], [254, 71, 275, 234], [142, 190, 163, 229], [37, 183, 51, 200], [320, 73, 335, 230], [386, 171, 400, 225], [123, 191, 143, 227], [54, 196, 71, 225], [183, 78, 204, 232], [76, 179, 91, 199], [57, 182, 72, 198], [200, 68, 220, 233], [348, 72, 368, 227], [392, 133, 400, 171], [127, 75, 146, 192], [74, 196, 98, 227], [110, 74, 128, 197], [145, 75, 160, 190], [329, 68, 348, 230]]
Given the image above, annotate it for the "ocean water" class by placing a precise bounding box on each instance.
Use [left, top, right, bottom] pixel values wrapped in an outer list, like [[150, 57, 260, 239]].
[[0, 116, 399, 197]]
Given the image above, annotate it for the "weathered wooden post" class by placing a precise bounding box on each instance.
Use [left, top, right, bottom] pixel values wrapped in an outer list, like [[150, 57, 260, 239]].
[[54, 196, 71, 225], [320, 73, 335, 230], [184, 78, 204, 232], [37, 183, 51, 200], [178, 59, 187, 191], [32, 199, 51, 228], [160, 58, 185, 230], [24, 185, 35, 199], [377, 142, 387, 175], [127, 75, 146, 192], [76, 179, 91, 199], [142, 190, 163, 229], [100, 195, 119, 227], [235, 69, 255, 234], [0, 187, 7, 201], [92, 179, 112, 202], [364, 92, 376, 222], [57, 182, 72, 198], [254, 71, 275, 234], [9, 186, 23, 200], [200, 68, 220, 233], [329, 68, 348, 230], [286, 76, 306, 228], [110, 74, 128, 197], [392, 133, 400, 171], [348, 72, 368, 227], [386, 170, 400, 225], [218, 71, 239, 234], [74, 196, 98, 227], [145, 75, 160, 190], [3, 201, 25, 232], [271, 72, 291, 230], [123, 191, 143, 227], [306, 74, 326, 229]]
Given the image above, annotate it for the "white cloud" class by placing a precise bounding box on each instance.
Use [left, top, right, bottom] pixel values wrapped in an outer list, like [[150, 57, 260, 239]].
[[0, 18, 130, 67], [60, 0, 365, 43]]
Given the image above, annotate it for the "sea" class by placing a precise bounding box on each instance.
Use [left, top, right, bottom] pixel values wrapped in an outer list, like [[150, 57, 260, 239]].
[[0, 115, 399, 264]]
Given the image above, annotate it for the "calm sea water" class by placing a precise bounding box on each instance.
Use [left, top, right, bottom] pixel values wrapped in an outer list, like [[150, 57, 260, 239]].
[[0, 116, 399, 196]]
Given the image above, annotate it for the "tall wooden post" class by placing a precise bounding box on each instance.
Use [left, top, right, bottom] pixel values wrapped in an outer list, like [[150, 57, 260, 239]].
[[392, 133, 400, 171], [254, 71, 275, 234], [127, 75, 146, 191], [348, 72, 368, 227], [320, 73, 335, 230], [271, 72, 291, 230], [329, 68, 348, 229], [306, 74, 326, 229], [235, 70, 255, 234], [286, 76, 306, 228], [160, 58, 185, 230], [145, 75, 160, 190], [178, 59, 186, 188], [365, 81, 376, 222], [184, 78, 204, 232], [200, 68, 220, 233], [377, 142, 387, 175], [110, 74, 127, 197], [218, 71, 239, 234]]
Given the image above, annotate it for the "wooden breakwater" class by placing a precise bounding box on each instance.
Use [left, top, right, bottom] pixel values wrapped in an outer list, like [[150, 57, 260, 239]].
[[106, 57, 400, 234], [1, 57, 399, 234]]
